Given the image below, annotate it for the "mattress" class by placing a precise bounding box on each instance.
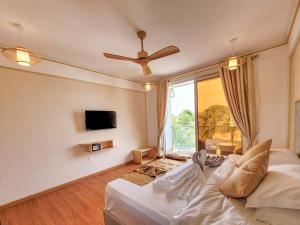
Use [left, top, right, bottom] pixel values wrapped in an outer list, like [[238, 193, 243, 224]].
[[105, 162, 216, 225]]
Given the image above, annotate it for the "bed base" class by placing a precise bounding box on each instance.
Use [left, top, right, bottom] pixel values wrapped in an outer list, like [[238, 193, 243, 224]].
[[103, 209, 125, 225]]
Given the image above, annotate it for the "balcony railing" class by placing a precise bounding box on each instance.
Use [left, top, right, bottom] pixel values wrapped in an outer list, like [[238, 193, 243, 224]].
[[171, 124, 241, 153]]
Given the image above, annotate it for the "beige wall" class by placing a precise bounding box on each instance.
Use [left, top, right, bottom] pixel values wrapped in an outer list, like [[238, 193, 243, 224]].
[[254, 45, 289, 148], [146, 86, 158, 147], [289, 38, 300, 148], [0, 67, 148, 205]]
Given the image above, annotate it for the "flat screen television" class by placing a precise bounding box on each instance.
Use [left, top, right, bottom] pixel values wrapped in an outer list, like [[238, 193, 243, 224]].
[[85, 110, 117, 130]]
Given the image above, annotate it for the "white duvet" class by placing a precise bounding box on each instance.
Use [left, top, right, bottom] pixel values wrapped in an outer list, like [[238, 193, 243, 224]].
[[153, 162, 206, 201], [154, 155, 267, 225]]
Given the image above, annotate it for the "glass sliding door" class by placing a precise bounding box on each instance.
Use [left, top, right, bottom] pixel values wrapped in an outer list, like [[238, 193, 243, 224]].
[[166, 81, 196, 153], [196, 77, 242, 155]]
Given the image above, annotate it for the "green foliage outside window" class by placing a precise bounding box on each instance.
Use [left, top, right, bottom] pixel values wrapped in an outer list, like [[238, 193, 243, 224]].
[[171, 109, 195, 150], [171, 105, 239, 151]]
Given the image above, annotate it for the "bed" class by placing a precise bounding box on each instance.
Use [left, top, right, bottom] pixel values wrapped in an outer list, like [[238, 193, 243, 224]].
[[104, 154, 258, 225], [104, 147, 300, 225], [104, 101, 300, 225]]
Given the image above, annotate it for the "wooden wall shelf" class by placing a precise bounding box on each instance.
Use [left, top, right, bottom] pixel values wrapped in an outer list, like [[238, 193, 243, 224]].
[[79, 140, 114, 153]]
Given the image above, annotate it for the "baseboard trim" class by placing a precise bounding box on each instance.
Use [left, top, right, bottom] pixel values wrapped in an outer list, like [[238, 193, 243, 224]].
[[0, 160, 132, 211]]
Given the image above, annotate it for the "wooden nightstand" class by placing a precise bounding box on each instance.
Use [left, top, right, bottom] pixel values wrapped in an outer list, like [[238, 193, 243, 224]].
[[132, 147, 157, 164]]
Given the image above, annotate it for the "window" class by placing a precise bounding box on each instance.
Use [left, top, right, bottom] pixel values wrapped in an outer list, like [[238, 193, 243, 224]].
[[196, 77, 242, 155], [165, 76, 242, 155], [166, 81, 196, 153]]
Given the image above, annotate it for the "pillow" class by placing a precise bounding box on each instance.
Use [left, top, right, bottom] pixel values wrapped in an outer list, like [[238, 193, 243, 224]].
[[255, 207, 300, 225], [246, 164, 300, 209], [220, 151, 269, 198], [211, 154, 241, 184], [237, 139, 272, 167], [269, 149, 300, 166]]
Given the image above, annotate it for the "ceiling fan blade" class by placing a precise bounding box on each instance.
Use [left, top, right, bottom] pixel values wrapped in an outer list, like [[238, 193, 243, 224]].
[[103, 53, 136, 62], [148, 46, 180, 61]]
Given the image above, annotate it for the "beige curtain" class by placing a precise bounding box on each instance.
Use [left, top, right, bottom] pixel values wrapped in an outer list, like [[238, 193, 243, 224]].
[[157, 80, 169, 154], [219, 56, 258, 150]]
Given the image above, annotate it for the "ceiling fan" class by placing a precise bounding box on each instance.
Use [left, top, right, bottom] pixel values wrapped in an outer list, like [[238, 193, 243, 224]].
[[103, 31, 180, 76]]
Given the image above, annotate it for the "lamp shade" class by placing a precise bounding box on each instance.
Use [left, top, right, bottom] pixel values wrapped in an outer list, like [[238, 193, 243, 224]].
[[2, 46, 42, 66], [228, 56, 238, 70], [222, 56, 245, 71], [145, 83, 152, 91], [142, 82, 156, 91]]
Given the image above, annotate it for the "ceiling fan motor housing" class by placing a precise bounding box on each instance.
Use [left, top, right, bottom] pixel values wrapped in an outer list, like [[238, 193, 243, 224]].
[[137, 50, 148, 58], [137, 31, 146, 40]]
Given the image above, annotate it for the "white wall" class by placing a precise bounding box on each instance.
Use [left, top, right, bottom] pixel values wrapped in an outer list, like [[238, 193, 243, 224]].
[[0, 67, 148, 206], [289, 38, 300, 149], [146, 45, 290, 149], [288, 5, 300, 150], [146, 87, 158, 147], [254, 45, 289, 148], [288, 5, 300, 56]]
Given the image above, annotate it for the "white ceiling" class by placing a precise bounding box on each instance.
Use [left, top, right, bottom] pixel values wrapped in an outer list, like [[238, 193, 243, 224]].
[[0, 0, 297, 83]]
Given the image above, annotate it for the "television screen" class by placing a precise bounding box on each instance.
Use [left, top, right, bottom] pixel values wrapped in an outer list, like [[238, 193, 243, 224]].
[[85, 110, 117, 130]]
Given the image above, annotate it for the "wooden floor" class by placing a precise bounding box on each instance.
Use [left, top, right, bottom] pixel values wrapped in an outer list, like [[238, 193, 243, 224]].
[[0, 163, 137, 225]]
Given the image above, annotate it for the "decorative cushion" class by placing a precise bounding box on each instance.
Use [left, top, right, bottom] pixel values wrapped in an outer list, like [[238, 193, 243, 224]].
[[220, 151, 269, 198], [237, 139, 272, 167]]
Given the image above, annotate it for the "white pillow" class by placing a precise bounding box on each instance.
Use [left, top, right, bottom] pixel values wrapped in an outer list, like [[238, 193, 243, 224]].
[[246, 164, 300, 209], [269, 149, 300, 166], [255, 207, 300, 225], [208, 154, 241, 186]]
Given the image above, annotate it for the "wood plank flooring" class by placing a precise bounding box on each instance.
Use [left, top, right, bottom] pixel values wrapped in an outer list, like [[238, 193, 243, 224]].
[[0, 163, 138, 225]]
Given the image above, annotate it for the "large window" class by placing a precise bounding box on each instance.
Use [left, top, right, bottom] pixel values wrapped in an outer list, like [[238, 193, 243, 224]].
[[165, 76, 242, 155]]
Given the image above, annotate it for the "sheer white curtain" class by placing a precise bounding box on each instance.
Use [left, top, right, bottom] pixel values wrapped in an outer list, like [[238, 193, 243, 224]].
[[157, 80, 169, 155]]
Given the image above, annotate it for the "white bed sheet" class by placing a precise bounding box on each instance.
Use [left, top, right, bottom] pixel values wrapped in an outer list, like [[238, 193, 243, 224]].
[[169, 155, 264, 225], [105, 161, 217, 225], [105, 178, 184, 225]]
